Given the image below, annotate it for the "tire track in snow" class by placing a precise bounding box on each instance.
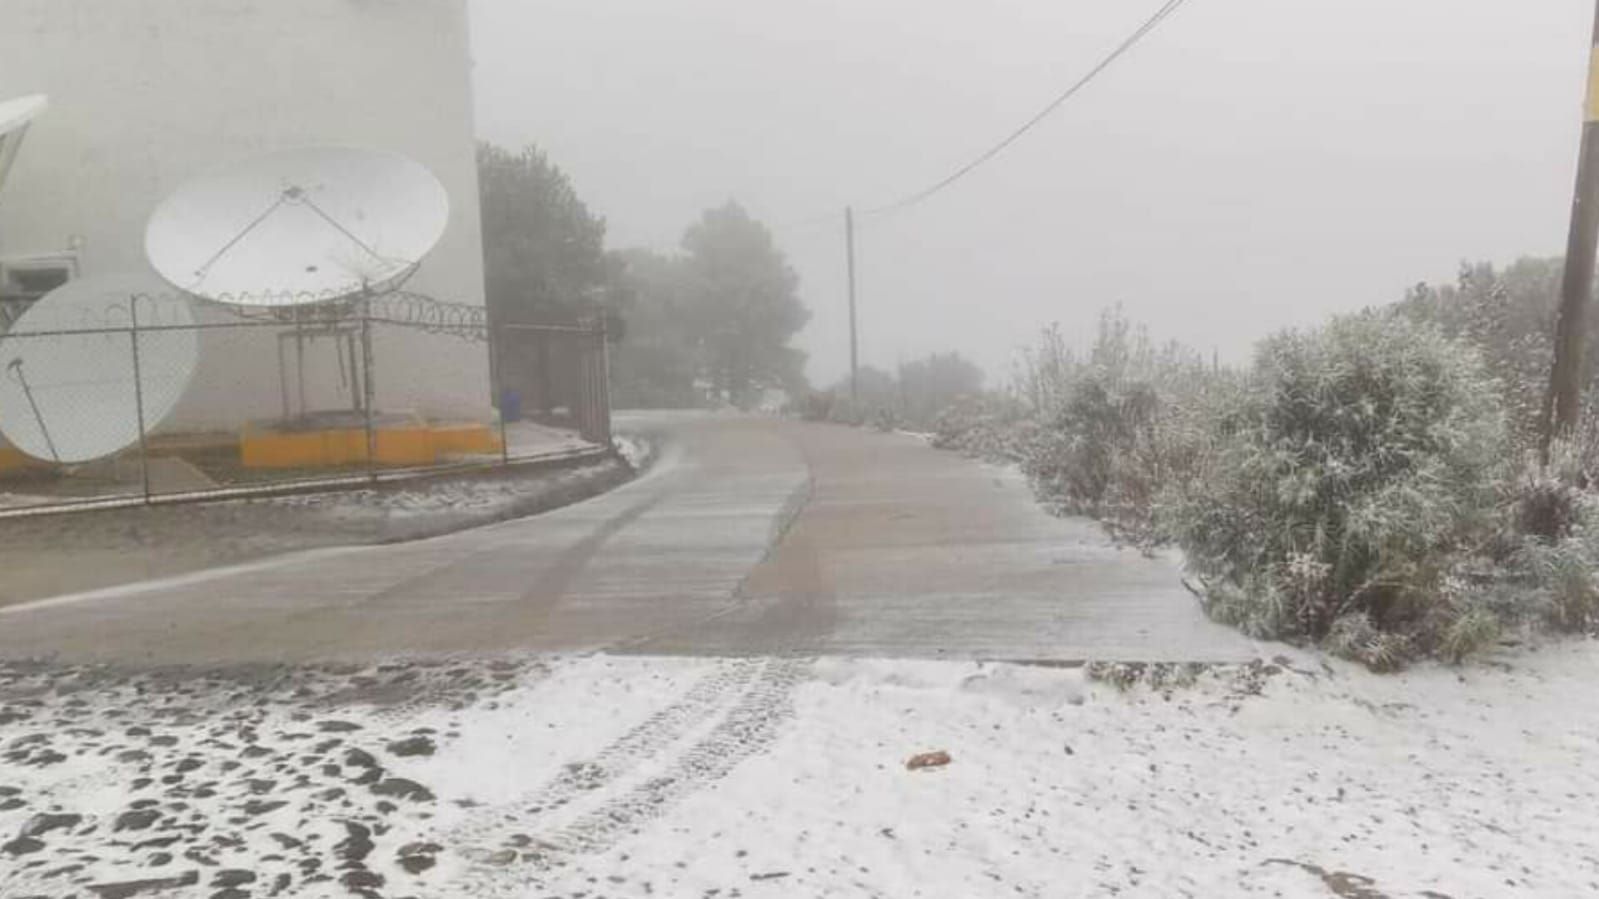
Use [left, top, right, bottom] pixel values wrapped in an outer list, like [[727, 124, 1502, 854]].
[[446, 657, 761, 854], [544, 656, 810, 855], [451, 657, 810, 894]]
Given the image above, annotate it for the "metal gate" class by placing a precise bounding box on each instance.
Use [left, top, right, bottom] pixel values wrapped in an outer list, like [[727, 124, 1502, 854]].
[[491, 319, 612, 445]]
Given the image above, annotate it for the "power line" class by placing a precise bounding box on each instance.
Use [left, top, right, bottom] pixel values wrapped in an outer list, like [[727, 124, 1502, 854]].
[[635, 0, 1193, 291], [859, 0, 1190, 218], [659, 1, 1193, 251]]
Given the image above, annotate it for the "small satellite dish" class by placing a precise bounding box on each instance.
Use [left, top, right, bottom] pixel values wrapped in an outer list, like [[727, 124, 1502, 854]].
[[0, 273, 198, 464], [0, 94, 48, 200], [145, 147, 450, 307]]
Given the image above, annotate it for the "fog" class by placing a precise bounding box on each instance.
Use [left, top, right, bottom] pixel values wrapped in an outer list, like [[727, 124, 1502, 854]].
[[471, 0, 1589, 385]]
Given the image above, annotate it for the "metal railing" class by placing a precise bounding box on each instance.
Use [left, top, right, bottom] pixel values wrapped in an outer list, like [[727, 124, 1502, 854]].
[[0, 291, 612, 515]]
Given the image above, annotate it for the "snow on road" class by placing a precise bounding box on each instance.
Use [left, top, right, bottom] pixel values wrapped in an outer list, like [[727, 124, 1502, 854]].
[[0, 458, 628, 609], [4, 643, 1598, 898]]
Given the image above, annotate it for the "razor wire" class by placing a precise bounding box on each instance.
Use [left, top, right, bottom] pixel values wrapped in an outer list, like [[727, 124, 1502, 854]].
[[84, 289, 497, 340], [2, 288, 609, 344]]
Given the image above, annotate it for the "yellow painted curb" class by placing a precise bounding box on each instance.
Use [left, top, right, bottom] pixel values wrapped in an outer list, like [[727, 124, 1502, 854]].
[[240, 421, 502, 469], [431, 423, 504, 457], [0, 445, 48, 473]]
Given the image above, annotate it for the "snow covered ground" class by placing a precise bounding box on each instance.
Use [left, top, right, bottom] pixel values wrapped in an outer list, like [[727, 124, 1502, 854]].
[[4, 643, 1597, 898], [610, 433, 655, 474], [503, 421, 594, 461]]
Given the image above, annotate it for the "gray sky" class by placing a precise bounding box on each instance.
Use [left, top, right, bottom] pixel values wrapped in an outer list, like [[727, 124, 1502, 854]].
[[471, 0, 1590, 387]]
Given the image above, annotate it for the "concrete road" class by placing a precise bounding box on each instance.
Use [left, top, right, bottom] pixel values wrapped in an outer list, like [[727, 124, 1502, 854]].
[[0, 414, 1258, 665]]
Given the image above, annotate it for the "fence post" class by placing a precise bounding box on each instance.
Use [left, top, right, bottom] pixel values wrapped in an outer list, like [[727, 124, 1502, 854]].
[[276, 333, 290, 420], [361, 292, 378, 483], [582, 319, 598, 443], [128, 294, 153, 504], [596, 316, 612, 446], [536, 330, 551, 418], [487, 322, 510, 466], [585, 321, 596, 443], [582, 321, 594, 441], [294, 309, 308, 419]]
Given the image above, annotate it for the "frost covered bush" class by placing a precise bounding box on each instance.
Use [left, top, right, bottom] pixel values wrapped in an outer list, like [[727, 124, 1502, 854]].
[[1015, 308, 1221, 547], [1323, 611, 1414, 672], [1472, 446, 1599, 635], [932, 297, 1599, 669], [1396, 262, 1555, 447], [1025, 377, 1158, 518], [1023, 375, 1185, 546], [930, 394, 1037, 463], [799, 387, 899, 430], [1168, 312, 1508, 649]]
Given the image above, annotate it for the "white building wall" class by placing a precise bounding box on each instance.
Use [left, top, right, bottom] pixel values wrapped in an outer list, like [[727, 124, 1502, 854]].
[[0, 0, 490, 429]]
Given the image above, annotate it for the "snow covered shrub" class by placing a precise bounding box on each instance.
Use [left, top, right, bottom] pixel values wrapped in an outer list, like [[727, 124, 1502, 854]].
[[802, 391, 896, 430], [1446, 445, 1599, 640], [1479, 449, 1599, 634], [1169, 312, 1508, 651], [1438, 605, 1502, 665], [1515, 470, 1582, 542], [1520, 535, 1599, 631], [1198, 576, 1291, 639], [1323, 612, 1413, 672], [1024, 376, 1159, 519], [1395, 262, 1557, 450], [931, 394, 1037, 463], [1019, 308, 1221, 547]]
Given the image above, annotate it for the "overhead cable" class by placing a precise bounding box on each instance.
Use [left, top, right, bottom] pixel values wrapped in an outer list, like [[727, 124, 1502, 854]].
[[859, 0, 1190, 218]]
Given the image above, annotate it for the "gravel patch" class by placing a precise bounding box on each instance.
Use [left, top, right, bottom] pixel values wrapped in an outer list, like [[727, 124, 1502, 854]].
[[0, 656, 543, 899]]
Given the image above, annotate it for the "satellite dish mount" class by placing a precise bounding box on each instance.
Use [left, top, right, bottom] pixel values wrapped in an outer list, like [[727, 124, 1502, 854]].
[[145, 146, 449, 426]]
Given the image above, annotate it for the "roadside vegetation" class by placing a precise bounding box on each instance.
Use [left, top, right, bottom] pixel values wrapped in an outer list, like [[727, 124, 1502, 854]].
[[934, 262, 1599, 669], [479, 142, 812, 411], [799, 351, 987, 432]]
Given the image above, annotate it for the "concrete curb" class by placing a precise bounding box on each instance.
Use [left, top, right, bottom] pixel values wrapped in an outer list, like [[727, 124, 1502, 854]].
[[0, 445, 613, 521]]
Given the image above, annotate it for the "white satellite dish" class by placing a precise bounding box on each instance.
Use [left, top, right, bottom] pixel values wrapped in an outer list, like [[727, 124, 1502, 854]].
[[144, 146, 450, 307], [0, 94, 47, 201], [0, 273, 198, 463]]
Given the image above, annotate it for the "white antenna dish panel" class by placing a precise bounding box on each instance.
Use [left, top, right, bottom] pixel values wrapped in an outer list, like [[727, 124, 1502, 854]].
[[0, 273, 198, 463], [0, 94, 47, 201], [0, 95, 47, 138], [144, 147, 450, 307]]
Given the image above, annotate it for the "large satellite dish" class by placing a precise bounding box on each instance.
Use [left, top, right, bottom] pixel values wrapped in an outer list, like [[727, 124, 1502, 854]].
[[0, 273, 198, 463], [145, 147, 450, 307], [0, 94, 47, 200]]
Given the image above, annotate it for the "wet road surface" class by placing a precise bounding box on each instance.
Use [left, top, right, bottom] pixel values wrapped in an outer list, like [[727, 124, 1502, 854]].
[[0, 414, 1258, 664]]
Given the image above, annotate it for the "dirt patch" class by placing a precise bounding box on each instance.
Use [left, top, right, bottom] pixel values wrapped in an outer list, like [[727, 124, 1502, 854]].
[[0, 456, 631, 608], [0, 655, 548, 899], [1262, 859, 1401, 899]]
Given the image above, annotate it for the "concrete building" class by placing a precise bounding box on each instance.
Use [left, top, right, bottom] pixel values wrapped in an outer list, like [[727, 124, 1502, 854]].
[[0, 0, 490, 431]]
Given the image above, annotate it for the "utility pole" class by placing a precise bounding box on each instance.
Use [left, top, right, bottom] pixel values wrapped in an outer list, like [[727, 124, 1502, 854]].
[[845, 206, 860, 404], [1543, 0, 1599, 456]]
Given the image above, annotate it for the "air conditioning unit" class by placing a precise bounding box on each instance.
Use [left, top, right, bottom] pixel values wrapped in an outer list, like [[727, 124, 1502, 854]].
[[0, 254, 77, 329]]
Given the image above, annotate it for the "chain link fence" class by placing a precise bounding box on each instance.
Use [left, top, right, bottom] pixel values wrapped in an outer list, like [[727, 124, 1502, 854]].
[[0, 291, 611, 515]]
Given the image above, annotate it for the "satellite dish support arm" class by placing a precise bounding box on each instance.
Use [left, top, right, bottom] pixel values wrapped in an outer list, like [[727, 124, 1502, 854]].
[[6, 357, 60, 463]]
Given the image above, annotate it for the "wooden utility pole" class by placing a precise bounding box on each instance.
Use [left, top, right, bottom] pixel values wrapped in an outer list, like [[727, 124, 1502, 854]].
[[845, 206, 860, 403], [1543, 0, 1599, 455]]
